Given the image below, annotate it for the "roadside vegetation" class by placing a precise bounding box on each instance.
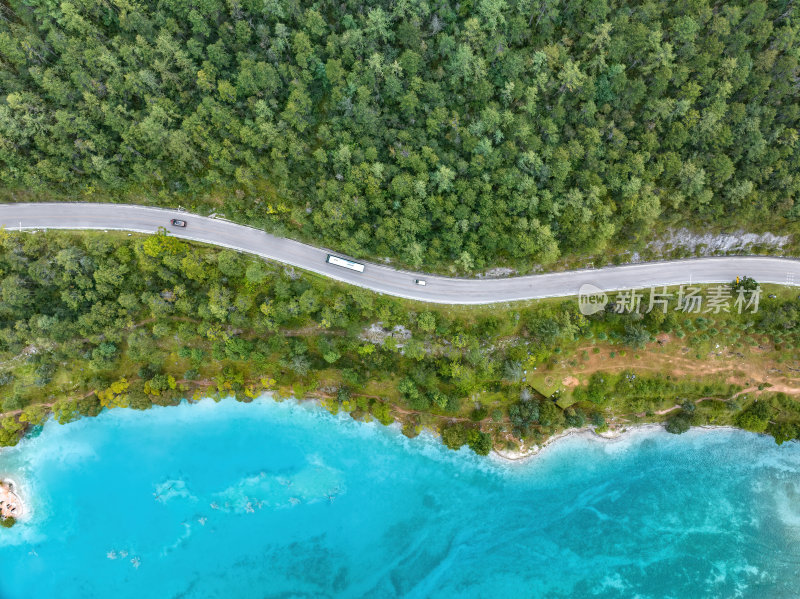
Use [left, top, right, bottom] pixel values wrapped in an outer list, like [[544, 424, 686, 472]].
[[1, 231, 799, 455], [1, 0, 800, 273]]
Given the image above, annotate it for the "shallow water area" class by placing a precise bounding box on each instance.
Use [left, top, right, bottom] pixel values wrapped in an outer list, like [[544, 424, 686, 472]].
[[0, 396, 799, 598]]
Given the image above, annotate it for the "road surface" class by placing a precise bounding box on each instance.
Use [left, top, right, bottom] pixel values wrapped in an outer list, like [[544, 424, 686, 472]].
[[1, 203, 798, 304]]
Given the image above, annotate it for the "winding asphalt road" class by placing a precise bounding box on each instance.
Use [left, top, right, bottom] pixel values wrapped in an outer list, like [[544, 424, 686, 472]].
[[1, 203, 798, 304]]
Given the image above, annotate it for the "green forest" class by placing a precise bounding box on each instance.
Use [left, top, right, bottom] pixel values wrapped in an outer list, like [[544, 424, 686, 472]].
[[1, 0, 799, 270], [1, 230, 800, 454]]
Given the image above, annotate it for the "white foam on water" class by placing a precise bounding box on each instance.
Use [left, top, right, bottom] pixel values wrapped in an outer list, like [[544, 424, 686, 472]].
[[153, 479, 197, 504]]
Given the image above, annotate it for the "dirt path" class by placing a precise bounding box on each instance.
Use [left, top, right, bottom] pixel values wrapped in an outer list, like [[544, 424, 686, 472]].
[[638, 387, 760, 418], [556, 342, 800, 397]]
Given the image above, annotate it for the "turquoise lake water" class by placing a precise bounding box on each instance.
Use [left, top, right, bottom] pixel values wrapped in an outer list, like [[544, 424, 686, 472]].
[[0, 397, 799, 598]]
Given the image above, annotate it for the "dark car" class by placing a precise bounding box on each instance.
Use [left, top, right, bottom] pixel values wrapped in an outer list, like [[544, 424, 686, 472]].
[[170, 219, 187, 227]]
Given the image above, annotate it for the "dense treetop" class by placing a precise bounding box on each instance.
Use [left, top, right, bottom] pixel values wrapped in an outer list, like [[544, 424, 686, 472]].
[[1, 0, 799, 269]]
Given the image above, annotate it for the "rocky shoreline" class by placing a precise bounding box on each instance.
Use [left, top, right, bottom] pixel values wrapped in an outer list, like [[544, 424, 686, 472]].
[[492, 423, 749, 463], [492, 423, 670, 462], [0, 479, 23, 520]]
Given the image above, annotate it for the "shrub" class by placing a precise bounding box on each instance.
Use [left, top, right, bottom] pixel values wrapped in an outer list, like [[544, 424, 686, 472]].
[[441, 423, 492, 455], [665, 411, 691, 434], [736, 401, 771, 433], [538, 400, 563, 427], [428, 390, 448, 410], [370, 401, 393, 426], [445, 395, 461, 414], [509, 400, 540, 438], [767, 421, 799, 445], [469, 431, 493, 455], [573, 373, 612, 407], [470, 406, 489, 421]]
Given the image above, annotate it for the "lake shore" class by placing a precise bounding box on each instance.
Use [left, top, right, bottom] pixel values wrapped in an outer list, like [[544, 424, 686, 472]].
[[491, 423, 741, 463]]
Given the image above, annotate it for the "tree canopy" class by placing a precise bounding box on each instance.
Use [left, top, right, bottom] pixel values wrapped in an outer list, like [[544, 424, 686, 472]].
[[1, 0, 798, 269]]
